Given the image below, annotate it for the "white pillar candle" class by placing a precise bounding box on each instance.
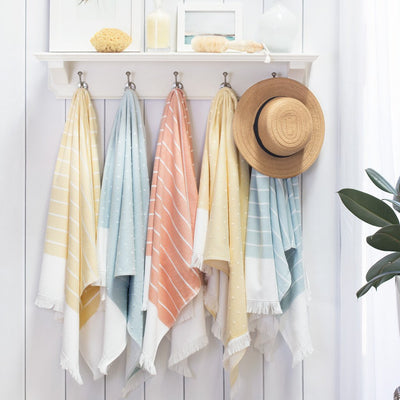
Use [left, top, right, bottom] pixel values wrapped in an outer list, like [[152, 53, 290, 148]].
[[146, 0, 171, 51]]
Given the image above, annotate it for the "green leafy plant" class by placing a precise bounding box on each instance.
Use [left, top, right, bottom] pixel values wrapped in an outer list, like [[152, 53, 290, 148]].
[[338, 169, 400, 298]]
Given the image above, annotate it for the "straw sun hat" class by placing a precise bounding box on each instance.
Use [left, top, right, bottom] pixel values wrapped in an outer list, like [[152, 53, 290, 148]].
[[233, 77, 325, 178]]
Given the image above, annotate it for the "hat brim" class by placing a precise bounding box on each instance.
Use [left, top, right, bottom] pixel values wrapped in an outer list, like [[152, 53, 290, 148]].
[[233, 77, 325, 178]]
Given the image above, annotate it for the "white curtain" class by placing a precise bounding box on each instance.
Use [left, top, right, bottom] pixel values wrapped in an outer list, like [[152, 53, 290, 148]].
[[339, 0, 400, 398]]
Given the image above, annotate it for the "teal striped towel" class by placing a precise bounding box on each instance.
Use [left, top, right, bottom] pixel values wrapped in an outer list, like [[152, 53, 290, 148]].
[[245, 169, 313, 364], [97, 88, 149, 379]]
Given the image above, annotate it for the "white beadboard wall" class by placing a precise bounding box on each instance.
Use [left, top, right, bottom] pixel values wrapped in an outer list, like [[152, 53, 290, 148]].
[[0, 0, 339, 399]]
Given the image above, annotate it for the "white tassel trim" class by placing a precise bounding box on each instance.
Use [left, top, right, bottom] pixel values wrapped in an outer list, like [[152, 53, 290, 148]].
[[168, 335, 209, 377], [60, 352, 83, 385], [247, 300, 282, 315], [223, 332, 251, 361], [35, 296, 64, 313], [139, 353, 157, 375]]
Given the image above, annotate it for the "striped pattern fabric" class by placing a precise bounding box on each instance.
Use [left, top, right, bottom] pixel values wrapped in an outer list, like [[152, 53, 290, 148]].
[[96, 88, 149, 380], [140, 88, 201, 374], [245, 170, 313, 364], [191, 87, 250, 393], [35, 88, 101, 383]]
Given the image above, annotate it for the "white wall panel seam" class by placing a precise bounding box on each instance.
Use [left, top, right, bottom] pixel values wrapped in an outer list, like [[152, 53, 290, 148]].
[[142, 98, 146, 400], [24, 0, 27, 398], [64, 99, 67, 400]]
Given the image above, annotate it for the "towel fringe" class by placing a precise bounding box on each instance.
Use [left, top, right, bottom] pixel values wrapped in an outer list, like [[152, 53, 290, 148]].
[[35, 296, 64, 313], [60, 352, 83, 385], [223, 332, 251, 360], [168, 335, 209, 377], [247, 300, 282, 315], [139, 353, 157, 375]]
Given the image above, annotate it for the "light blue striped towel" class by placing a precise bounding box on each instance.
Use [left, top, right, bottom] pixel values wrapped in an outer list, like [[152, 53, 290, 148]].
[[97, 88, 149, 379], [245, 169, 313, 364]]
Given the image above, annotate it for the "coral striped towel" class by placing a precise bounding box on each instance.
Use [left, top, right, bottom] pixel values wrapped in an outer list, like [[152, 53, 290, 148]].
[[245, 171, 313, 364], [139, 88, 205, 377], [191, 87, 250, 392], [35, 88, 102, 383], [96, 89, 149, 379]]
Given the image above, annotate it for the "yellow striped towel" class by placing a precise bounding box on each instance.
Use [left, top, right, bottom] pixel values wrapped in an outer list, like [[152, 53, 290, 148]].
[[191, 87, 250, 394], [35, 88, 103, 384]]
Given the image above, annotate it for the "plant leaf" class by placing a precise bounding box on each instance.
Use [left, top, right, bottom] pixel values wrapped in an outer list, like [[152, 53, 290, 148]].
[[393, 195, 400, 212], [357, 271, 400, 298], [396, 176, 400, 194], [338, 189, 399, 227], [365, 252, 400, 281], [366, 224, 400, 251], [383, 199, 400, 210], [366, 168, 397, 194]]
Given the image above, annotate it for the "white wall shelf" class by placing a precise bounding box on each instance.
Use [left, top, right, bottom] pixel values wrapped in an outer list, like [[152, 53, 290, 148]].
[[35, 52, 319, 99]]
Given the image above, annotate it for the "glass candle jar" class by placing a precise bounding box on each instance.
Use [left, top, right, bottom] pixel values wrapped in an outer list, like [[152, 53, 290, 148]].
[[146, 0, 171, 52]]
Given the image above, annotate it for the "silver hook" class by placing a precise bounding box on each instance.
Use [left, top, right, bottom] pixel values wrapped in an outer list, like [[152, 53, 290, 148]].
[[271, 72, 277, 78], [220, 72, 232, 89], [125, 71, 136, 90], [172, 71, 183, 89], [77, 71, 88, 89]]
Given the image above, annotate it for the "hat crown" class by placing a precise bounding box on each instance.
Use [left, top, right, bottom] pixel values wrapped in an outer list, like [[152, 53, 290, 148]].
[[257, 97, 312, 157]]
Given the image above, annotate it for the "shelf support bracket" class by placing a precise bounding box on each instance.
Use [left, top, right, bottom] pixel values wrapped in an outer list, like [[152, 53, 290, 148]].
[[288, 61, 312, 85], [48, 60, 70, 92]]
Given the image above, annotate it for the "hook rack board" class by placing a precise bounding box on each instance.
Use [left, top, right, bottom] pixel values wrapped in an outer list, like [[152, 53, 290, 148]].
[[36, 52, 318, 99]]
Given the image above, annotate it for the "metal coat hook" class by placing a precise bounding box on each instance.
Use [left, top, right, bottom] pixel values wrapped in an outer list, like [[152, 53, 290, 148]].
[[172, 71, 183, 89], [220, 72, 232, 89], [125, 71, 136, 90], [77, 71, 88, 89]]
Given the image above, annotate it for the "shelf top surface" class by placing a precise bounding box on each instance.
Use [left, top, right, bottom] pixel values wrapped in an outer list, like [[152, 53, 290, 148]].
[[36, 51, 319, 63]]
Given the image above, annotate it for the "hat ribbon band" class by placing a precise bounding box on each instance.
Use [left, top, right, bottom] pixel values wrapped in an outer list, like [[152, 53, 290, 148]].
[[253, 98, 289, 159]]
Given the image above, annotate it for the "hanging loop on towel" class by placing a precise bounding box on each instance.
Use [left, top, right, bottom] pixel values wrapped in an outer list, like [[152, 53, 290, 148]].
[[220, 72, 232, 89], [77, 71, 88, 89], [125, 71, 136, 90], [172, 71, 183, 89]]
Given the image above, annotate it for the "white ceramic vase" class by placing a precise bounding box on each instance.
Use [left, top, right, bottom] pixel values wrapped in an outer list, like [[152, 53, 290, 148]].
[[258, 1, 299, 52]]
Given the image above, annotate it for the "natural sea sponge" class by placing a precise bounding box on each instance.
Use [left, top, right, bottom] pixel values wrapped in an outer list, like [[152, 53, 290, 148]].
[[90, 28, 132, 52]]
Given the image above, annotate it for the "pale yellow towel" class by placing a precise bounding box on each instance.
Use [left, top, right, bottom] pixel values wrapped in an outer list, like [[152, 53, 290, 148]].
[[191, 87, 250, 392], [36, 88, 102, 383]]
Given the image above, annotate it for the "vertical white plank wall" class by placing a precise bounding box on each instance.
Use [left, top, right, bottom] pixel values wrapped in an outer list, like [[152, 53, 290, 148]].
[[0, 0, 26, 399], [1, 0, 341, 399], [303, 0, 339, 399], [26, 0, 66, 398]]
